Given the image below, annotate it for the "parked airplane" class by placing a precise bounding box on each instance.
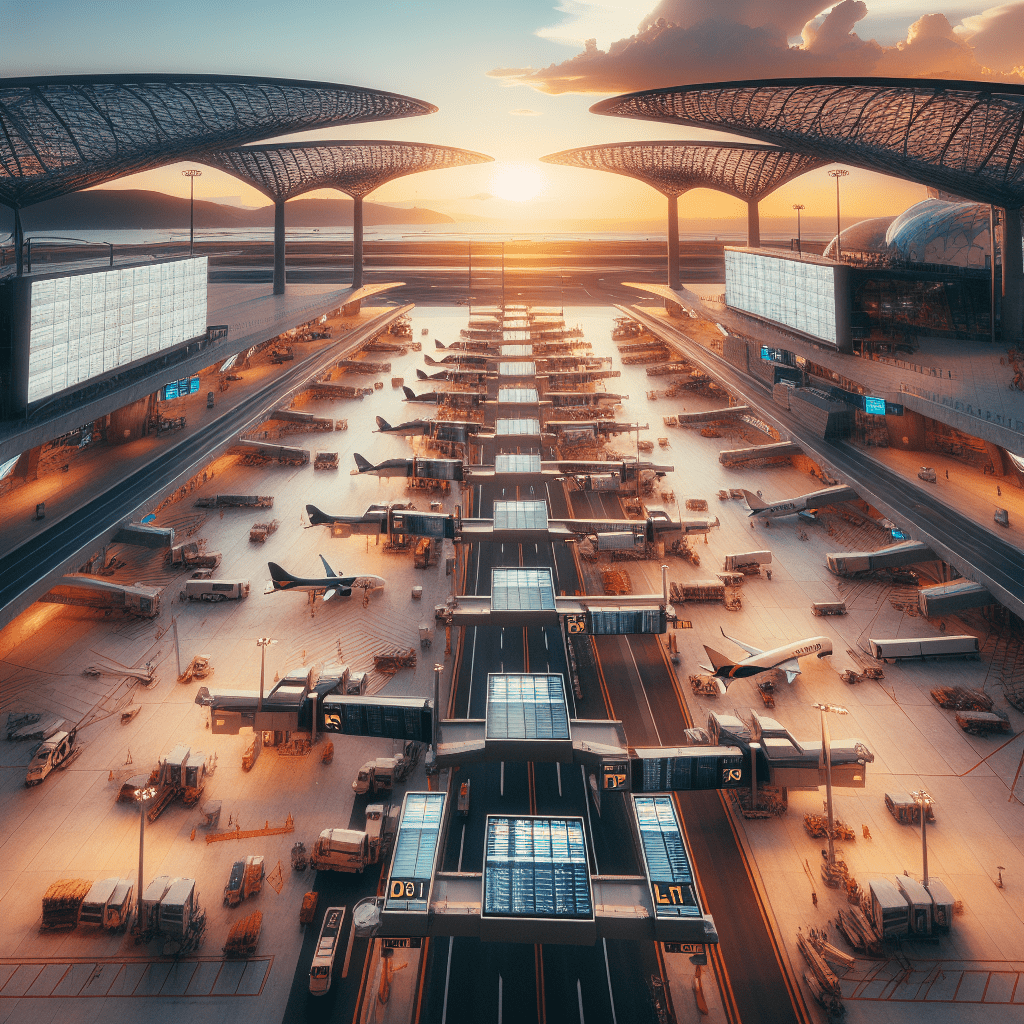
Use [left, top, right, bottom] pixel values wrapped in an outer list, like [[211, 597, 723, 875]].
[[265, 556, 385, 602], [703, 627, 832, 689], [424, 353, 488, 367], [351, 453, 464, 480], [402, 385, 483, 406], [375, 416, 488, 441], [741, 485, 858, 518], [416, 367, 487, 383]]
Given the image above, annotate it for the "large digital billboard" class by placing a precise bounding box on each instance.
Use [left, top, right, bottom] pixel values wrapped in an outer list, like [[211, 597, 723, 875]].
[[725, 248, 849, 349], [27, 258, 208, 404]]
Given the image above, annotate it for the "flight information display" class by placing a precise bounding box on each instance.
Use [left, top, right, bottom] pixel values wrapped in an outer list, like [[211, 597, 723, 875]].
[[27, 257, 208, 403], [632, 746, 746, 792], [725, 248, 841, 347], [161, 376, 201, 400], [585, 608, 666, 635], [321, 695, 432, 742]]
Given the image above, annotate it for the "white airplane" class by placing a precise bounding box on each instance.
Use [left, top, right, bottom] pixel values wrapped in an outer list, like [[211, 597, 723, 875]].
[[702, 627, 832, 690], [741, 484, 858, 518]]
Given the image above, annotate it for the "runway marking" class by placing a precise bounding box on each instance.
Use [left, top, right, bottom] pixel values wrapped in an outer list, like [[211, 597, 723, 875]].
[[440, 937, 454, 1024], [498, 973, 503, 1024], [458, 823, 466, 872], [602, 939, 619, 1024], [556, 761, 562, 797], [577, 978, 585, 1023]]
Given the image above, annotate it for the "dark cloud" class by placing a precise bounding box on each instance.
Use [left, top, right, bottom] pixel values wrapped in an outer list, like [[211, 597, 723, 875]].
[[491, 2, 1022, 95]]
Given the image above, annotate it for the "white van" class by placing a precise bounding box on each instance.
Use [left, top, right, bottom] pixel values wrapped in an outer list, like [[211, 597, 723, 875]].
[[180, 579, 250, 602]]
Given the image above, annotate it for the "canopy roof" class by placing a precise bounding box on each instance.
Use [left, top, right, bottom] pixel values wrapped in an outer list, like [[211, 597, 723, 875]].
[[203, 140, 492, 200], [0, 74, 437, 209], [541, 141, 826, 200], [591, 78, 1024, 209]]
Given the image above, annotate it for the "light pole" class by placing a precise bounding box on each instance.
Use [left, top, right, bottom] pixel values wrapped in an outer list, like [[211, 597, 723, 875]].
[[182, 169, 202, 256], [911, 790, 934, 887], [828, 169, 848, 262], [135, 785, 158, 927], [255, 637, 278, 716], [793, 204, 805, 255], [813, 701, 849, 881]]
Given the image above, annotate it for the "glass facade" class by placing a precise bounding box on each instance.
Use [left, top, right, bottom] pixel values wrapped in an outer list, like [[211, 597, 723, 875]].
[[28, 258, 207, 403], [725, 248, 838, 347]]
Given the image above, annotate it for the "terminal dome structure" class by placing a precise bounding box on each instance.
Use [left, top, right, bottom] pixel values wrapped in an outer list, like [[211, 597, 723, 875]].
[[542, 142, 826, 287], [204, 140, 492, 291], [591, 77, 1024, 341], [821, 216, 896, 261], [884, 199, 993, 269]]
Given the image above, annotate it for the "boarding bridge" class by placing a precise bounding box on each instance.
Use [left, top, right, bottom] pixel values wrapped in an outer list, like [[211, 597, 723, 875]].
[[348, 453, 673, 482], [364, 792, 719, 947]]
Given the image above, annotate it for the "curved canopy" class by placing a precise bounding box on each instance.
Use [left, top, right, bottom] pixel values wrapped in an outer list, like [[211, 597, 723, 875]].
[[203, 140, 492, 201], [541, 142, 826, 200], [590, 78, 1024, 209], [0, 74, 438, 209]]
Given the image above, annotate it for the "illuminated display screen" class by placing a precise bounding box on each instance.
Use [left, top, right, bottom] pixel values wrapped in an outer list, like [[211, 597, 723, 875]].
[[162, 376, 201, 401], [632, 747, 746, 792], [385, 793, 445, 913], [486, 674, 569, 740], [27, 258, 207, 403], [725, 249, 838, 346], [864, 397, 886, 415], [321, 695, 432, 742], [587, 608, 666, 635], [633, 796, 702, 918]]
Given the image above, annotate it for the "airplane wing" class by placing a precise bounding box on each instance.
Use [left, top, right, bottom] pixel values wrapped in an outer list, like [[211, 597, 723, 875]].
[[778, 658, 801, 683], [720, 627, 763, 657]]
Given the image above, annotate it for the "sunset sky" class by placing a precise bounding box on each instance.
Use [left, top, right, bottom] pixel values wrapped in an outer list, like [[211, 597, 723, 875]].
[[5, 1, 1024, 230]]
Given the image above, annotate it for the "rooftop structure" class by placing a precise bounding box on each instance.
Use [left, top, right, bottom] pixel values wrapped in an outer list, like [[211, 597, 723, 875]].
[[591, 77, 1024, 341], [203, 140, 491, 290], [0, 74, 438, 276], [543, 142, 825, 287]]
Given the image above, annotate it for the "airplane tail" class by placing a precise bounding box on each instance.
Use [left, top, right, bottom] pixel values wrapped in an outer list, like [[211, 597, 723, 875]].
[[424, 355, 440, 366], [702, 646, 735, 673], [375, 416, 392, 432], [416, 369, 428, 380], [353, 453, 374, 473], [435, 339, 445, 349], [267, 562, 298, 587], [741, 489, 770, 515], [305, 504, 333, 526], [403, 386, 416, 401], [319, 554, 338, 578]]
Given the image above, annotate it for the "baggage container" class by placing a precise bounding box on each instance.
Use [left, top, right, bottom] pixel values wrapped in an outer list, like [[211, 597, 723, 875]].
[[924, 878, 955, 932], [866, 877, 909, 938], [896, 875, 933, 935]]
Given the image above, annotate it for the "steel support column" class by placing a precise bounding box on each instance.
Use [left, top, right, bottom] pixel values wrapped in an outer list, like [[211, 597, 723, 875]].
[[352, 194, 364, 290], [273, 198, 285, 295], [747, 199, 761, 249], [13, 207, 23, 276], [1002, 206, 1023, 344], [667, 193, 680, 290]]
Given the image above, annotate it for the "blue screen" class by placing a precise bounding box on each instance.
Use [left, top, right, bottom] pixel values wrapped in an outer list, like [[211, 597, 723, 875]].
[[864, 397, 886, 415]]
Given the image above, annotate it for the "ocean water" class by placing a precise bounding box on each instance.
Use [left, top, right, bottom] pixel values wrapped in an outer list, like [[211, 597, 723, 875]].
[[19, 225, 836, 247]]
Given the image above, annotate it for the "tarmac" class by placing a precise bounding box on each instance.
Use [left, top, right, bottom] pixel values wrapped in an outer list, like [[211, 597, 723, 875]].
[[0, 304, 1022, 1024]]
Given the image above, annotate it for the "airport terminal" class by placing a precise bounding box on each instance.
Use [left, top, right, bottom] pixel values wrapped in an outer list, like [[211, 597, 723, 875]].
[[0, 72, 1023, 1024]]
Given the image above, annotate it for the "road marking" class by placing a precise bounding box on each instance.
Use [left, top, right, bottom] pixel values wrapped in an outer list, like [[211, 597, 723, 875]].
[[577, 979, 585, 1023], [624, 636, 661, 745], [500, 761, 504, 796], [457, 823, 466, 872], [602, 940, 619, 1024], [342, 912, 357, 978], [556, 762, 562, 797], [498, 974, 503, 1024], [440, 937, 454, 1024]]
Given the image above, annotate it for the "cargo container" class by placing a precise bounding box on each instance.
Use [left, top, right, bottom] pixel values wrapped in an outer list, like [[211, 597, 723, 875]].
[[79, 877, 134, 931], [869, 635, 979, 662], [159, 877, 199, 940], [597, 531, 640, 551], [866, 877, 910, 938], [924, 878, 955, 932], [138, 875, 175, 935], [812, 601, 847, 616], [896, 875, 933, 936], [884, 791, 935, 825], [180, 579, 250, 602], [723, 551, 772, 571]]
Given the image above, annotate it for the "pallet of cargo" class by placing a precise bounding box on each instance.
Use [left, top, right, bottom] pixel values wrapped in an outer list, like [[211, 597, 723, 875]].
[[223, 911, 262, 957], [930, 686, 993, 712], [249, 520, 280, 544], [373, 649, 417, 675], [41, 879, 92, 930], [314, 452, 339, 470], [338, 359, 391, 374], [194, 495, 274, 509]]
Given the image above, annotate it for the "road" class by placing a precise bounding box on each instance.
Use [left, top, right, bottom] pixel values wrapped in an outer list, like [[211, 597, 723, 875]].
[[0, 310, 404, 627], [627, 306, 1024, 618]]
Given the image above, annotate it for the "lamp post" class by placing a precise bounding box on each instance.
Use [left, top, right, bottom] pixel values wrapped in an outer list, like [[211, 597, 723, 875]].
[[911, 790, 934, 887], [182, 169, 202, 256], [134, 784, 158, 927], [828, 169, 848, 262], [813, 702, 849, 879], [255, 637, 278, 716], [793, 204, 805, 255]]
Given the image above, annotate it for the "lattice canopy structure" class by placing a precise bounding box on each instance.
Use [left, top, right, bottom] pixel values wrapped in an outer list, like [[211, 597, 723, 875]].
[[590, 78, 1024, 210], [203, 140, 491, 201], [591, 77, 1024, 340], [0, 75, 438, 212], [202, 141, 491, 293], [541, 142, 826, 202]]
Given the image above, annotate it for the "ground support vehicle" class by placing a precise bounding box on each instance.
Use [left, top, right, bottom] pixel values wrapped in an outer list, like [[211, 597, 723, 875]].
[[223, 856, 265, 907], [25, 727, 81, 785], [194, 494, 274, 509], [300, 891, 318, 925], [121, 745, 213, 821], [955, 710, 1011, 734], [309, 907, 346, 996], [309, 804, 396, 873], [79, 878, 134, 931], [177, 654, 212, 684], [352, 744, 417, 796], [812, 601, 847, 616], [291, 842, 308, 871], [136, 875, 206, 952], [180, 579, 250, 602], [457, 780, 471, 816]]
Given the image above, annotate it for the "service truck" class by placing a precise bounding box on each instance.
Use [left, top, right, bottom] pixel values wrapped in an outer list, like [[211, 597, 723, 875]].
[[223, 856, 265, 907], [25, 727, 80, 786], [78, 877, 134, 931], [352, 746, 416, 796], [180, 579, 250, 603], [309, 804, 395, 873], [723, 550, 772, 572]]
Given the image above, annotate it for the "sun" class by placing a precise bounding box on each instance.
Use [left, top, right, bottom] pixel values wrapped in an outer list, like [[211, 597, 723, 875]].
[[489, 164, 547, 203]]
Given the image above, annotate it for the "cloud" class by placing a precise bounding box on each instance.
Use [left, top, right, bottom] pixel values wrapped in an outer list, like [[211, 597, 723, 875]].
[[509, 108, 542, 116], [491, 1, 1023, 95], [955, 2, 1024, 73], [487, 67, 537, 78]]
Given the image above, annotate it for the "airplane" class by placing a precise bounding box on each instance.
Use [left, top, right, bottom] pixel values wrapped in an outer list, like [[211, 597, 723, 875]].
[[402, 386, 483, 406], [265, 555, 385, 601], [741, 485, 858, 518], [416, 368, 488, 383], [702, 627, 832, 689], [351, 453, 463, 479], [424, 353, 488, 367], [375, 415, 489, 441]]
